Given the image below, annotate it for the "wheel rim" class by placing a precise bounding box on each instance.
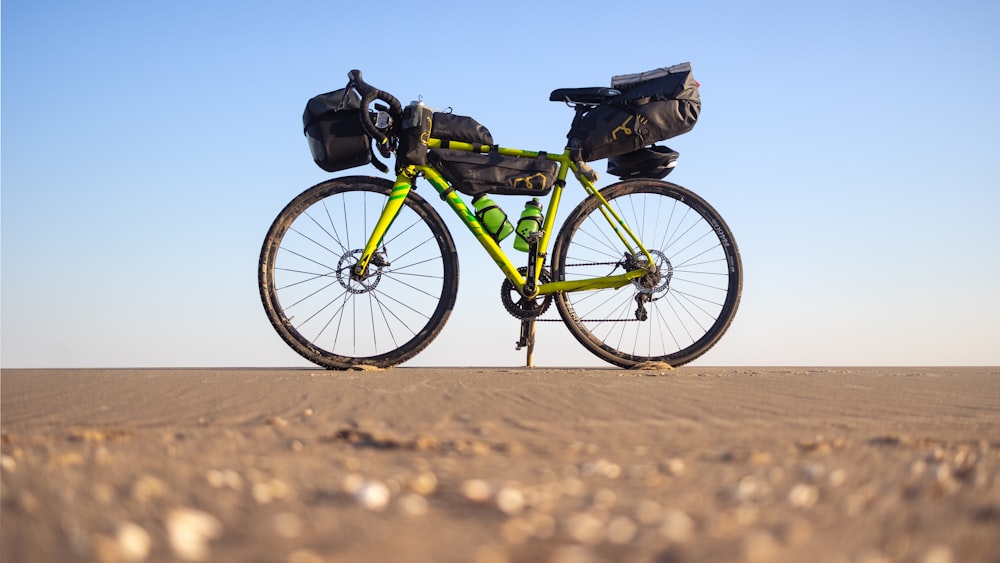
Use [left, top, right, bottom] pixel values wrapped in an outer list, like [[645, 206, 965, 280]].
[[262, 181, 456, 366], [555, 182, 740, 366]]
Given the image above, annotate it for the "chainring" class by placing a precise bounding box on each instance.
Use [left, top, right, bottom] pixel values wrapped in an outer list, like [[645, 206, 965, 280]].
[[500, 267, 553, 319]]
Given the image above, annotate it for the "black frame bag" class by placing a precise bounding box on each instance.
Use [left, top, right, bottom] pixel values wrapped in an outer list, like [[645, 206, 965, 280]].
[[428, 148, 558, 197], [303, 88, 371, 172], [568, 64, 700, 162]]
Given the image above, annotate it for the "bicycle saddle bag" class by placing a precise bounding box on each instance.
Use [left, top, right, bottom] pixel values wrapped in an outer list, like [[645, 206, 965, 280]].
[[428, 148, 558, 197], [567, 63, 700, 162], [303, 88, 372, 172]]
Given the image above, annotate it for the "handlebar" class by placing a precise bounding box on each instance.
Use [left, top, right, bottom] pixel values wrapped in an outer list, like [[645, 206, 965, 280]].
[[348, 69, 402, 145]]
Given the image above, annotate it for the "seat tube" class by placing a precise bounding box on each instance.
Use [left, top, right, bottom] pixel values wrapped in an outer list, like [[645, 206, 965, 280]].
[[354, 174, 412, 277]]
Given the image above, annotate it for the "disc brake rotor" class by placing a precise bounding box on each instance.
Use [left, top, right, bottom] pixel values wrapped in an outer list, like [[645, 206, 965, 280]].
[[337, 249, 384, 294], [632, 249, 673, 298]]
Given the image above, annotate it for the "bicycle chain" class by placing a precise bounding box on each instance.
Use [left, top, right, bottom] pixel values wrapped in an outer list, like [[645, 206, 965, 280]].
[[529, 259, 648, 323]]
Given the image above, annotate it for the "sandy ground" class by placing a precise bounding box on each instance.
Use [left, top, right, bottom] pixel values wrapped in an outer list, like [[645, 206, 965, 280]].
[[1, 367, 998, 563]]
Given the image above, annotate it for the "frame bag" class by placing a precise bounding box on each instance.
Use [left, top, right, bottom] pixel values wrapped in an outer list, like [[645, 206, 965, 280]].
[[428, 148, 558, 197], [568, 63, 700, 162], [430, 113, 494, 147], [303, 88, 371, 172]]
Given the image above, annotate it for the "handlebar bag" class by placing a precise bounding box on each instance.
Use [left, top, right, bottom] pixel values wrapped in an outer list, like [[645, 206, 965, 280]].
[[567, 63, 700, 162], [303, 88, 372, 172], [428, 148, 558, 197]]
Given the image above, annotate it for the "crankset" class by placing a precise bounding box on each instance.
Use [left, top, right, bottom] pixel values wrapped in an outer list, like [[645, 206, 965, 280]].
[[500, 267, 553, 319]]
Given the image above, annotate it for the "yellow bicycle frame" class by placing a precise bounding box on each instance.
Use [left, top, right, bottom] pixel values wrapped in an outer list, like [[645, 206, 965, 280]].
[[354, 139, 656, 298]]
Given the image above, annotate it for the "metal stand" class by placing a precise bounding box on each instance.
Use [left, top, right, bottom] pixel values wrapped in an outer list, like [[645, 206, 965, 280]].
[[516, 319, 536, 368]]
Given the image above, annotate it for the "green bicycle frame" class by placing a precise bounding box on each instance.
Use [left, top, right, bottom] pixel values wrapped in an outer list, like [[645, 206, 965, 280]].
[[354, 139, 656, 298]]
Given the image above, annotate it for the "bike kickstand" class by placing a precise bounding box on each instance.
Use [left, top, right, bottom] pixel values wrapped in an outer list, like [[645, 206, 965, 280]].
[[516, 318, 537, 368]]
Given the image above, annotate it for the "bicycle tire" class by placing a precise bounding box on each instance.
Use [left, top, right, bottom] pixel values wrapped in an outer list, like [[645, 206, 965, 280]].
[[259, 176, 459, 369], [552, 179, 742, 368]]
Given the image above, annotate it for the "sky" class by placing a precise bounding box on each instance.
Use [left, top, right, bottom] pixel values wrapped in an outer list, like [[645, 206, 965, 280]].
[[2, 1, 999, 368]]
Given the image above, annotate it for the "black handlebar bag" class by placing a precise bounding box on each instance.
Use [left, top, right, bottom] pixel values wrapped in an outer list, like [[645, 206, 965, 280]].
[[303, 88, 372, 172], [567, 64, 701, 162]]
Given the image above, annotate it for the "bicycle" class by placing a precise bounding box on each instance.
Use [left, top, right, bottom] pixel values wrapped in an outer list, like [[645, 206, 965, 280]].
[[259, 66, 742, 369]]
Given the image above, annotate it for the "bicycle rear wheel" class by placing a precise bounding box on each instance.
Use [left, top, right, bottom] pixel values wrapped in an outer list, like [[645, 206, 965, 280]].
[[259, 176, 458, 369], [552, 179, 742, 368]]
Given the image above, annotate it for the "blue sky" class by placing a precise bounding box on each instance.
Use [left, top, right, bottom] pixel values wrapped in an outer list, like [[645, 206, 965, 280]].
[[3, 1, 998, 368]]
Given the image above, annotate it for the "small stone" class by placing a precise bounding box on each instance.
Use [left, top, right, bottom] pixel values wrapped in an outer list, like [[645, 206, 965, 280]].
[[1, 454, 16, 473], [409, 472, 438, 495], [665, 458, 686, 476], [659, 509, 694, 543], [462, 479, 493, 503], [398, 493, 429, 516], [635, 499, 664, 525], [527, 513, 556, 539], [788, 483, 819, 508], [341, 473, 365, 494], [827, 469, 847, 487], [496, 486, 525, 515], [501, 517, 534, 544], [132, 475, 167, 503], [116, 522, 151, 562], [564, 512, 605, 545], [355, 480, 391, 511], [606, 516, 638, 544], [166, 508, 222, 562], [267, 416, 289, 427]]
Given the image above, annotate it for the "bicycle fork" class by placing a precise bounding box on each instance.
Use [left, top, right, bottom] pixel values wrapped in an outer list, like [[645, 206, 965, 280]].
[[352, 177, 413, 280]]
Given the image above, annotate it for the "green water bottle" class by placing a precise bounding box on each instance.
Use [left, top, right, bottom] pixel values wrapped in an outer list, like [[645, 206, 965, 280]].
[[513, 198, 543, 252], [473, 195, 513, 243]]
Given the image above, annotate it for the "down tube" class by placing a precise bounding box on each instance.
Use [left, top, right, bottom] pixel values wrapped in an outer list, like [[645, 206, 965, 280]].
[[418, 167, 526, 287]]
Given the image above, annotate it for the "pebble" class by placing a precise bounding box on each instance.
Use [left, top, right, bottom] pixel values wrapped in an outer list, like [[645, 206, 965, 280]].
[[462, 479, 494, 503], [408, 472, 438, 495], [205, 469, 242, 490], [659, 509, 695, 543], [563, 512, 605, 545], [635, 498, 664, 525], [606, 516, 638, 544], [132, 475, 166, 503], [788, 483, 819, 508], [496, 486, 525, 515], [116, 522, 151, 562], [166, 507, 222, 562], [0, 454, 15, 473], [354, 480, 391, 511]]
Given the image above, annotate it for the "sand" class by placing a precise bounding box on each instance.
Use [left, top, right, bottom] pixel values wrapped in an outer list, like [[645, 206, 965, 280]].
[[2, 367, 998, 563]]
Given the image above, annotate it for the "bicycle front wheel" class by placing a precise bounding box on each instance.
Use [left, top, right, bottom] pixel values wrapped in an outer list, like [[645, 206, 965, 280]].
[[552, 179, 742, 368], [259, 176, 459, 369]]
